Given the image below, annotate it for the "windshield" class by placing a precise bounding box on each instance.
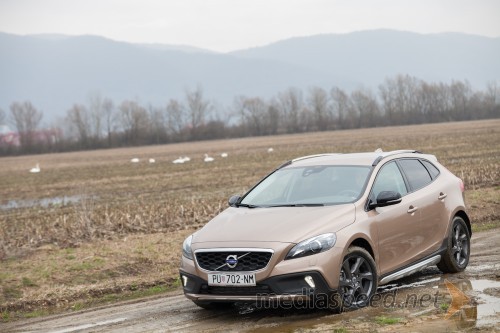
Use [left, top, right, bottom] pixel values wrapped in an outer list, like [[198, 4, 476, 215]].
[[240, 165, 370, 206]]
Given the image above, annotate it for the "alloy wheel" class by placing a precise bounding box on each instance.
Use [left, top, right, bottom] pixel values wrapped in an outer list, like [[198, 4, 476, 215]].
[[339, 255, 375, 308], [452, 223, 469, 267]]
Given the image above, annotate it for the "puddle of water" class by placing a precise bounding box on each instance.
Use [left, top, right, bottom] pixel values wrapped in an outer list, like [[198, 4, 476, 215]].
[[243, 277, 500, 332], [378, 277, 442, 293], [469, 279, 500, 327], [0, 195, 87, 210]]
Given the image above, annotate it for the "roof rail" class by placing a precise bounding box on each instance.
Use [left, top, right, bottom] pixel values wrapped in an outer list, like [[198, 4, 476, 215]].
[[372, 150, 422, 166], [276, 160, 292, 170], [292, 153, 341, 163]]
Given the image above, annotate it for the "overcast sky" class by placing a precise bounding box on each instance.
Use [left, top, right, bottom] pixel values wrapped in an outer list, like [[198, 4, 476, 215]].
[[1, 0, 499, 52]]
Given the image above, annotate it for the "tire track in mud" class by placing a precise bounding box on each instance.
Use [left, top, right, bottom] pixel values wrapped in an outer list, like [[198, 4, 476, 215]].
[[2, 229, 499, 333]]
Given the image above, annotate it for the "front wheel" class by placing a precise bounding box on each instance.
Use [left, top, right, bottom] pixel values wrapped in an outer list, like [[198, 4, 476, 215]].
[[437, 216, 470, 273], [337, 246, 378, 311]]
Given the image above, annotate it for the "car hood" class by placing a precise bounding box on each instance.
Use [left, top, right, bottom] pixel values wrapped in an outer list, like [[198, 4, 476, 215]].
[[192, 204, 356, 244]]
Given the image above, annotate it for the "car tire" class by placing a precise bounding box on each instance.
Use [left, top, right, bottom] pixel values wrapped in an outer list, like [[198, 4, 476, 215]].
[[336, 246, 378, 311], [437, 216, 470, 273]]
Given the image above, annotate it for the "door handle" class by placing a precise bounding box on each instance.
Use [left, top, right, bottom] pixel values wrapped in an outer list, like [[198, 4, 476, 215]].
[[407, 206, 418, 214], [438, 192, 447, 200]]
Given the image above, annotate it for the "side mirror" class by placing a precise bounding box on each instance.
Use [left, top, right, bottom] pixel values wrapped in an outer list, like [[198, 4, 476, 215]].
[[370, 191, 402, 209], [228, 195, 241, 207]]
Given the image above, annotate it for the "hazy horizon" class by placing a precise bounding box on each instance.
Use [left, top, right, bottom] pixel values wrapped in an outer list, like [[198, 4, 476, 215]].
[[1, 0, 499, 52], [2, 28, 500, 54]]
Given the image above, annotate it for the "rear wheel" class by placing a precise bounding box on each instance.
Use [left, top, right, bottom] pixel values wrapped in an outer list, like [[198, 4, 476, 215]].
[[337, 246, 378, 311], [437, 216, 470, 273]]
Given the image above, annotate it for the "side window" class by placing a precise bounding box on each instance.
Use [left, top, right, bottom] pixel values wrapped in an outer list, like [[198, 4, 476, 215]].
[[398, 159, 432, 191], [421, 160, 440, 179], [371, 162, 408, 200]]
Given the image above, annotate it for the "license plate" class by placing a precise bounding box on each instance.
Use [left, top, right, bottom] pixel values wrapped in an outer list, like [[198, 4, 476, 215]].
[[208, 273, 256, 286]]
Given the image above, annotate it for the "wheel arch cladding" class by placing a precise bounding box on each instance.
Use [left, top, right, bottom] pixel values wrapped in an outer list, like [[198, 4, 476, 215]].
[[455, 210, 472, 236], [349, 238, 375, 261]]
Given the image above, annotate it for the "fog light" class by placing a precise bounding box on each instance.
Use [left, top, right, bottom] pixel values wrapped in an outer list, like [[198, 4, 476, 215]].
[[182, 275, 188, 287], [304, 275, 315, 288]]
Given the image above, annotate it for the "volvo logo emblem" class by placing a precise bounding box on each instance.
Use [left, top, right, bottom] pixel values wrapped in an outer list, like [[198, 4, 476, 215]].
[[214, 252, 250, 271], [226, 255, 238, 268]]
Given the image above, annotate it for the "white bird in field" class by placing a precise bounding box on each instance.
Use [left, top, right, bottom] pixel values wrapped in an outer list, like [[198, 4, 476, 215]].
[[267, 147, 274, 153], [173, 157, 185, 164], [182, 156, 191, 162], [204, 154, 214, 162], [221, 152, 228, 158], [29, 163, 40, 173], [149, 158, 156, 163], [130, 158, 140, 163]]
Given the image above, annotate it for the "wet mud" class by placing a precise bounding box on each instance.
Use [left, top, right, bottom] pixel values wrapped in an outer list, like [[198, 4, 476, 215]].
[[2, 228, 499, 333]]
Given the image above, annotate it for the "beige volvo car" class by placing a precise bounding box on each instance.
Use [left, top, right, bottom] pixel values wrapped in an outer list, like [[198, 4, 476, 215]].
[[179, 150, 471, 311]]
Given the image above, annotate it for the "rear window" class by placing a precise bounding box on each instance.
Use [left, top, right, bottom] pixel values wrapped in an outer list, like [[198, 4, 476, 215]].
[[421, 160, 440, 179], [398, 159, 432, 191]]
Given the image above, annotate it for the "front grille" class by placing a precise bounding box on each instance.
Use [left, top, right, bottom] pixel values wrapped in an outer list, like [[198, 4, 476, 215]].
[[201, 285, 273, 295], [195, 251, 273, 271]]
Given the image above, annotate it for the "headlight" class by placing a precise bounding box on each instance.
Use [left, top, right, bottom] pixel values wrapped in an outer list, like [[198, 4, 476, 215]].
[[285, 233, 336, 260], [182, 234, 194, 260]]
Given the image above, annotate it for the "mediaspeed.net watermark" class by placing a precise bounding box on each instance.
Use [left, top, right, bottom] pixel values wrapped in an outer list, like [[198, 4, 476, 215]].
[[253, 279, 470, 318]]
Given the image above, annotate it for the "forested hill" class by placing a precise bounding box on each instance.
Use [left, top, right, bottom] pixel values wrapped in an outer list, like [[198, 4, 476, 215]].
[[1, 30, 499, 121]]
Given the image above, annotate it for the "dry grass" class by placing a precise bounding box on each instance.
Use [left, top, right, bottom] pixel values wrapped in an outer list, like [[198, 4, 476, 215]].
[[0, 119, 499, 319]]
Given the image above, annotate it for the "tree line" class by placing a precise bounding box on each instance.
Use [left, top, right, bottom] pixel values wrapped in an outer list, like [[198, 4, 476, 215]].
[[1, 75, 499, 155]]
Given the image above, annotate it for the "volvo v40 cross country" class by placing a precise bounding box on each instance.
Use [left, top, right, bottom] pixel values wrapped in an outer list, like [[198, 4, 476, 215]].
[[179, 150, 470, 311]]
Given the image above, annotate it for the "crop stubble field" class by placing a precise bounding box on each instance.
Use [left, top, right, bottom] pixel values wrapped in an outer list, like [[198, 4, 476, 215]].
[[0, 119, 499, 319]]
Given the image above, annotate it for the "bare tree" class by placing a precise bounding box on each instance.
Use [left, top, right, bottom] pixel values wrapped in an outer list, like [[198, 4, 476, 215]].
[[119, 100, 150, 145], [308, 87, 330, 131], [266, 101, 280, 135], [236, 96, 269, 136], [350, 89, 380, 128], [185, 86, 211, 139], [166, 99, 186, 139], [379, 75, 422, 125], [102, 98, 115, 147], [449, 80, 472, 120], [330, 87, 350, 129], [66, 104, 91, 147], [148, 104, 167, 144], [417, 81, 450, 123], [278, 88, 303, 133], [485, 81, 500, 118], [9, 101, 43, 151], [88, 92, 104, 140]]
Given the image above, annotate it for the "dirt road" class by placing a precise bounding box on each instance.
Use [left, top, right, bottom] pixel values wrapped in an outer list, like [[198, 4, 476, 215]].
[[2, 229, 499, 333]]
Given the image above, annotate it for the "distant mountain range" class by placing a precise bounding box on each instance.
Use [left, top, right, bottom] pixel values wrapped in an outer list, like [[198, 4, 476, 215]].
[[1, 30, 499, 122]]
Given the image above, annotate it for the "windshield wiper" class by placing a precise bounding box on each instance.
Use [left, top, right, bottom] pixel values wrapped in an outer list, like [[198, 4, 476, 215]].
[[268, 203, 324, 207], [236, 203, 260, 208]]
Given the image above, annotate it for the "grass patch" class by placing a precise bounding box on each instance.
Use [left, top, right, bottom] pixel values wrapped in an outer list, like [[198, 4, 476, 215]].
[[1, 311, 10, 322], [333, 328, 349, 333], [71, 302, 84, 311], [375, 316, 402, 325], [2, 287, 22, 300], [472, 221, 500, 233], [24, 309, 49, 319], [21, 277, 37, 287], [440, 303, 450, 311]]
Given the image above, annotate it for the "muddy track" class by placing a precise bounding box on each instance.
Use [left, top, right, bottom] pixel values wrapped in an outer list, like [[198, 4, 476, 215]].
[[2, 229, 499, 333]]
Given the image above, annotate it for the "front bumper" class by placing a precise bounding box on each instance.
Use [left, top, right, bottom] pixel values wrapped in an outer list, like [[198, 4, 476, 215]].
[[180, 271, 337, 303]]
